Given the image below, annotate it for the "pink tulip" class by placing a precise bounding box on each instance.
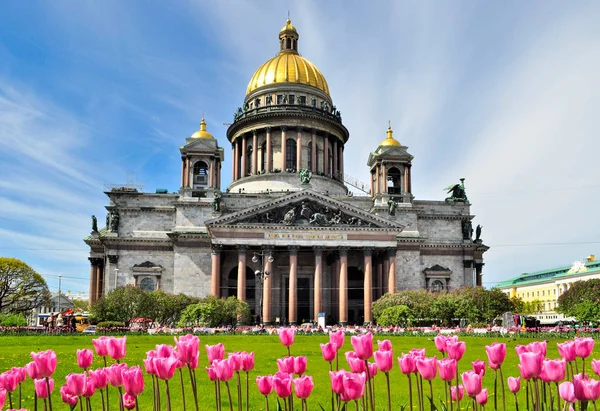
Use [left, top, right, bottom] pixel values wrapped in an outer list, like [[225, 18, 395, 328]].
[[351, 333, 374, 360], [472, 360, 486, 376], [320, 342, 337, 362], [228, 352, 242, 371], [213, 358, 234, 382], [374, 350, 394, 373], [367, 362, 378, 379], [529, 341, 547, 357], [416, 357, 438, 381], [65, 373, 87, 397], [279, 328, 295, 347], [122, 365, 144, 397], [556, 341, 576, 362], [89, 368, 108, 389], [342, 372, 366, 401], [410, 348, 426, 358], [515, 345, 529, 355], [153, 356, 178, 381], [174, 334, 200, 367], [329, 370, 347, 394], [476, 388, 488, 405], [518, 352, 544, 380], [329, 330, 345, 350], [508, 376, 520, 393], [206, 343, 225, 364], [574, 337, 595, 359], [34, 378, 54, 399], [559, 381, 576, 403], [446, 341, 466, 361], [155, 344, 175, 358], [451, 385, 464, 401], [294, 356, 307, 375], [76, 349, 94, 370], [143, 358, 156, 375], [377, 340, 393, 352], [123, 392, 136, 410], [11, 367, 26, 384], [206, 366, 218, 382], [294, 375, 314, 399], [461, 370, 483, 397], [592, 359, 600, 377], [438, 358, 457, 382], [256, 375, 273, 396], [398, 353, 417, 374], [277, 357, 295, 374], [83, 377, 96, 398], [485, 342, 507, 366], [107, 336, 127, 361], [30, 350, 57, 378], [435, 335, 456, 354], [241, 352, 255, 372], [0, 388, 5, 410], [1, 371, 19, 392], [60, 385, 78, 407], [25, 361, 40, 380], [106, 363, 128, 387], [92, 336, 110, 357], [345, 352, 366, 373], [541, 359, 565, 383], [273, 372, 293, 398], [573, 374, 600, 401]]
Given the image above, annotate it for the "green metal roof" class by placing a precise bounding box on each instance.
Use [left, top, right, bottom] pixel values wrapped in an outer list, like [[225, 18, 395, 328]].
[[498, 260, 600, 288]]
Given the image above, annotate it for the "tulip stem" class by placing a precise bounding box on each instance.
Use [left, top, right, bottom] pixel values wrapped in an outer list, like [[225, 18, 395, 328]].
[[330, 362, 335, 411], [264, 395, 269, 411], [44, 398, 48, 411], [214, 381, 219, 411], [236, 371, 242, 411], [429, 380, 434, 411], [513, 393, 519, 411], [555, 383, 560, 411], [178, 368, 187, 411], [18, 382, 22, 408], [408, 374, 413, 411], [533, 379, 540, 411], [225, 381, 234, 411], [525, 380, 530, 411], [416, 373, 423, 411], [364, 360, 375, 411], [118, 386, 125, 411], [106, 384, 110, 411], [187, 365, 199, 411], [79, 395, 84, 411], [8, 391, 13, 409], [493, 370, 497, 411], [245, 372, 249, 411], [582, 358, 586, 376], [355, 400, 359, 411], [46, 377, 53, 411], [217, 381, 222, 411], [165, 380, 172, 411], [34, 390, 38, 411], [100, 388, 106, 411], [455, 369, 460, 411], [135, 395, 139, 411], [385, 372, 392, 411], [499, 366, 506, 411]]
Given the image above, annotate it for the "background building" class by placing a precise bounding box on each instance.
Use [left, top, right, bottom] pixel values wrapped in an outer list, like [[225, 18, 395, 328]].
[[498, 255, 600, 315], [85, 20, 488, 325]]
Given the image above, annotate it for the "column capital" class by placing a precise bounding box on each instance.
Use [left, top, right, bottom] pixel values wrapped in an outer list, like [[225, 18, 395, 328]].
[[252, 129, 258, 136], [107, 255, 118, 264], [313, 246, 324, 256], [288, 246, 299, 255], [280, 126, 288, 132], [386, 248, 397, 257], [265, 126, 272, 132], [296, 127, 303, 133], [363, 247, 373, 257], [88, 257, 103, 267], [311, 128, 317, 135], [338, 247, 349, 257], [236, 245, 248, 253], [211, 245, 223, 254], [463, 260, 474, 268]]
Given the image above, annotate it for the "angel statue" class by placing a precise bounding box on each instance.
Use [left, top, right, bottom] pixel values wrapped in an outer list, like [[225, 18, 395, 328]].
[[299, 168, 312, 184], [444, 178, 468, 203]]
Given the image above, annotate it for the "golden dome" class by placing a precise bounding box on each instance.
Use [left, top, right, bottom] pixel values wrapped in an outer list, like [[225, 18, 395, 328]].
[[379, 123, 401, 147], [246, 19, 330, 96], [190, 118, 214, 139]]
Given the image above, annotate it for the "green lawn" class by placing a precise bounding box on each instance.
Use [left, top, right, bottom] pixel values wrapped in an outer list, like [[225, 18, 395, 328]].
[[0, 333, 597, 410]]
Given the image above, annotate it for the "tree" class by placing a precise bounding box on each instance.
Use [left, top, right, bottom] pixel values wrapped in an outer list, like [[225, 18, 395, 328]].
[[0, 257, 50, 314], [522, 299, 542, 315], [146, 291, 200, 326], [557, 279, 600, 322], [72, 299, 89, 312], [377, 305, 413, 327], [178, 296, 251, 327], [90, 285, 152, 326]]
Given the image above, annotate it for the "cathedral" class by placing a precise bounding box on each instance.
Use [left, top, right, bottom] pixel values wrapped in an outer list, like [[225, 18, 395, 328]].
[[85, 19, 488, 325]]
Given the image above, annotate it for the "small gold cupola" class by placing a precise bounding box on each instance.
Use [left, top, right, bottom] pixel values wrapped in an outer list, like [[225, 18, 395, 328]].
[[279, 18, 299, 53], [379, 122, 401, 147], [191, 118, 214, 139]]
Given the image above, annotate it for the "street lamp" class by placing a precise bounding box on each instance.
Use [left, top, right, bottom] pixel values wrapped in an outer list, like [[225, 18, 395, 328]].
[[252, 250, 274, 325]]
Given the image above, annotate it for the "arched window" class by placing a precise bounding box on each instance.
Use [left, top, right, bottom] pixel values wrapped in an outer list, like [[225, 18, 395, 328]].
[[387, 167, 402, 194], [286, 38, 291, 49], [246, 145, 253, 175], [261, 141, 267, 172], [193, 161, 209, 188], [139, 277, 156, 292], [286, 138, 297, 170], [431, 280, 444, 293], [307, 142, 312, 171]]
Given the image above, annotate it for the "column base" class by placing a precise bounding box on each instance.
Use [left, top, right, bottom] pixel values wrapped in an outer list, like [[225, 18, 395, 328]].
[[289, 321, 297, 326], [338, 321, 348, 326], [363, 321, 373, 326], [262, 321, 273, 326]]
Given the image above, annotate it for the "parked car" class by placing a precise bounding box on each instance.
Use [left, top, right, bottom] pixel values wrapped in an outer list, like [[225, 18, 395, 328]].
[[82, 325, 96, 335]]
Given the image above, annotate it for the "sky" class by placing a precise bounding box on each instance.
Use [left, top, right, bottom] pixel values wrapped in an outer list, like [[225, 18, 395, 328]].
[[1, 1, 599, 295]]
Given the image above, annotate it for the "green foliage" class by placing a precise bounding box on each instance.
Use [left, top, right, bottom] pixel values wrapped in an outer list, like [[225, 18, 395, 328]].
[[522, 299, 543, 315], [510, 296, 524, 313], [0, 257, 51, 314], [376, 305, 412, 326], [96, 321, 125, 328], [146, 291, 200, 326], [71, 299, 89, 313], [0, 313, 28, 326], [557, 279, 600, 322], [178, 296, 251, 327], [373, 286, 514, 326], [90, 285, 152, 326]]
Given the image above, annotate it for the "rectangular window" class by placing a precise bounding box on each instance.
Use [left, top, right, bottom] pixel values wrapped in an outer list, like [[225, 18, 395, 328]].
[[554, 289, 556, 294], [288, 95, 295, 105], [277, 95, 283, 104], [542, 290, 545, 296], [298, 96, 306, 105], [537, 291, 539, 297]]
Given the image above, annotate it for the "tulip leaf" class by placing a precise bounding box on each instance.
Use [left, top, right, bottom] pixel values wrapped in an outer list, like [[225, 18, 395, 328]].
[[276, 398, 282, 411], [426, 396, 439, 411], [438, 399, 448, 411]]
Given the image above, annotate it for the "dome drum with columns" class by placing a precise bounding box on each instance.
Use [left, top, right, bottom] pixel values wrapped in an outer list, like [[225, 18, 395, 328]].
[[85, 18, 488, 326]]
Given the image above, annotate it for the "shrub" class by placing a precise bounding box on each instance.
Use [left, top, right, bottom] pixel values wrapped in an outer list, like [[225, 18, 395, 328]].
[[377, 305, 412, 327], [96, 321, 125, 329], [0, 313, 28, 327], [178, 296, 251, 327]]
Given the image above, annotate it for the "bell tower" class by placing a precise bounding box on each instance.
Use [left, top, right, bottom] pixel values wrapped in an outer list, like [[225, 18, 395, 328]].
[[180, 118, 224, 196]]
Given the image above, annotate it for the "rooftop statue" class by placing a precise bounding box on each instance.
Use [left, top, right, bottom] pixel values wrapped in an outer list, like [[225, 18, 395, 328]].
[[299, 168, 312, 184], [387, 198, 397, 216], [91, 215, 98, 232], [444, 178, 468, 203], [213, 191, 221, 213]]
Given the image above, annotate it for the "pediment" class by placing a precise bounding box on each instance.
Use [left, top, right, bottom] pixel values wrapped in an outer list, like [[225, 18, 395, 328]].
[[206, 190, 404, 230], [368, 147, 414, 166], [181, 138, 219, 152]]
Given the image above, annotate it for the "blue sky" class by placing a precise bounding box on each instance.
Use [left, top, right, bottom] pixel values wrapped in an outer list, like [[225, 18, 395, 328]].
[[1, 1, 600, 295]]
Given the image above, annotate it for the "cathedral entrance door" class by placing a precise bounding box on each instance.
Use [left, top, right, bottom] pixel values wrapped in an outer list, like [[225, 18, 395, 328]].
[[297, 278, 311, 324]]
